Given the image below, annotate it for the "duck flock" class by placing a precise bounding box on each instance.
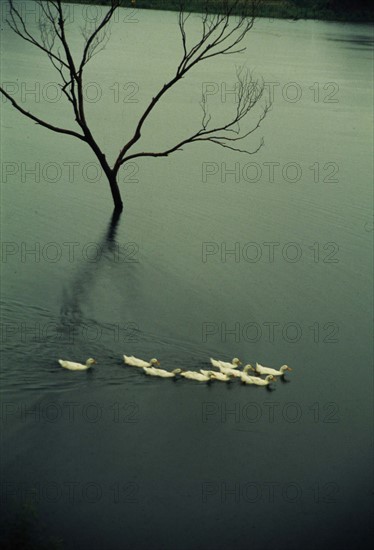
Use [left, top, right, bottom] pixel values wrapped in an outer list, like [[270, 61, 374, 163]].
[[58, 356, 292, 388]]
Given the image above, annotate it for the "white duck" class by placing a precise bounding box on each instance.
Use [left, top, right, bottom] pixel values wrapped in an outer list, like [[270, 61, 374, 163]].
[[143, 366, 181, 378], [58, 358, 96, 371], [123, 355, 160, 368], [180, 371, 211, 382], [200, 370, 231, 382], [255, 363, 292, 376], [218, 363, 254, 379], [210, 357, 242, 369], [241, 374, 276, 386]]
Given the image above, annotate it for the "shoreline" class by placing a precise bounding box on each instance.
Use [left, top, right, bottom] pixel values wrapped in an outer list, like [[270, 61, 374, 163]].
[[57, 0, 374, 23]]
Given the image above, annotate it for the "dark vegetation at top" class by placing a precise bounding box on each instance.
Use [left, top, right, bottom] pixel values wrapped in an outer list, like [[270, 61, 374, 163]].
[[61, 0, 374, 22]]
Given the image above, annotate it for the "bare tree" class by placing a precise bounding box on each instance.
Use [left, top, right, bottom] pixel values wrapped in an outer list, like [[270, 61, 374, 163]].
[[1, 0, 269, 211]]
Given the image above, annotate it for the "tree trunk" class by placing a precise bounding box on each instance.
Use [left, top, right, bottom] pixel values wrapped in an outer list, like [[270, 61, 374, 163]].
[[85, 138, 124, 212], [107, 171, 123, 212]]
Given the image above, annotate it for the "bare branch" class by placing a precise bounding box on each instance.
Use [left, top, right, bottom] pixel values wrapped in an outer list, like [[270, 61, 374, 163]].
[[114, 0, 266, 172], [6, 0, 69, 68], [119, 73, 270, 166], [0, 87, 85, 141], [79, 1, 119, 74]]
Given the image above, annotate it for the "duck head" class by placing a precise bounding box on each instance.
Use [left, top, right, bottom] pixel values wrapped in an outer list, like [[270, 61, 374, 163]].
[[280, 365, 292, 372]]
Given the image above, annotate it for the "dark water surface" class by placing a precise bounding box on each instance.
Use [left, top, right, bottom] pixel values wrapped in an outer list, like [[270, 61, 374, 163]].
[[1, 3, 373, 549]]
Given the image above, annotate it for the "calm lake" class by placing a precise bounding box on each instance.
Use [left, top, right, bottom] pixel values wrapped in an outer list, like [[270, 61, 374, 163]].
[[1, 2, 373, 548]]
